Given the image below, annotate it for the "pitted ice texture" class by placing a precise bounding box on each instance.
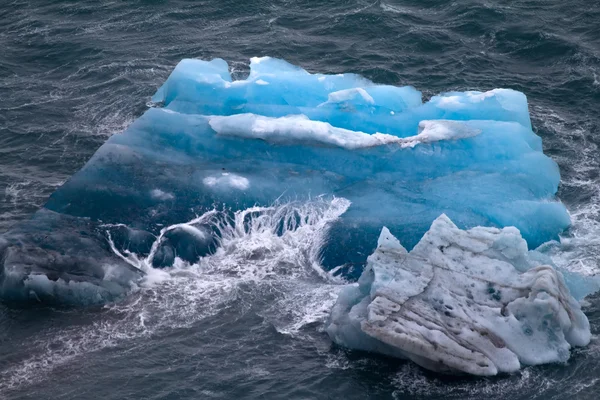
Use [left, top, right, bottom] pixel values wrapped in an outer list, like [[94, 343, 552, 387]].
[[327, 215, 590, 376]]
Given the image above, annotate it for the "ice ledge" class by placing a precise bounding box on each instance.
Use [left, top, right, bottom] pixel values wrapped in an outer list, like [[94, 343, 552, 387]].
[[327, 214, 591, 376], [209, 114, 481, 150]]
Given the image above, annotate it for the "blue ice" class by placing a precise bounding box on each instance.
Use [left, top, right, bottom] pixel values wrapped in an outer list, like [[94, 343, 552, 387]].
[[0, 57, 575, 305]]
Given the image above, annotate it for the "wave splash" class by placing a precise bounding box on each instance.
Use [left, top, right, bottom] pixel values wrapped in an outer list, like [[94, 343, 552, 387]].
[[0, 198, 349, 391], [106, 196, 350, 281]]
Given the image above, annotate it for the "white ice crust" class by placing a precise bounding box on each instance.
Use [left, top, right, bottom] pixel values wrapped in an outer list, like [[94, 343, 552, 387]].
[[209, 114, 480, 150]]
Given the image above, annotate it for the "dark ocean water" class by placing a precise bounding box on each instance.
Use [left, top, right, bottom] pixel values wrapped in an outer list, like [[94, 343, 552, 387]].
[[1, 0, 600, 399]]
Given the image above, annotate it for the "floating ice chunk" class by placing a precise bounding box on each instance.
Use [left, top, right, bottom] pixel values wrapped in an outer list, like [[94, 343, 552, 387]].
[[327, 215, 591, 376], [0, 57, 575, 306]]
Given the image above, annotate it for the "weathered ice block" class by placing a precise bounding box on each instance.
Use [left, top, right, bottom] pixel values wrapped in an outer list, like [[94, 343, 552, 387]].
[[327, 215, 590, 376]]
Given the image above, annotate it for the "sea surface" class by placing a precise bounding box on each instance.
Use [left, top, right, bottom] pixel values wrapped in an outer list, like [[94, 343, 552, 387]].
[[1, 0, 600, 399]]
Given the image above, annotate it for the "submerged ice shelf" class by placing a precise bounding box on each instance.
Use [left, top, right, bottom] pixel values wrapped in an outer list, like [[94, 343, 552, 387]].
[[327, 215, 590, 376], [0, 57, 594, 373]]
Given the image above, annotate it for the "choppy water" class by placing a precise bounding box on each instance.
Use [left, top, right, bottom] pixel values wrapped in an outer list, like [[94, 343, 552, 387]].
[[1, 0, 600, 398]]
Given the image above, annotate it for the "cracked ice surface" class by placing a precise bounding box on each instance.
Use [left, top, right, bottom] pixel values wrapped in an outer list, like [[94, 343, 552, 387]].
[[327, 215, 590, 376]]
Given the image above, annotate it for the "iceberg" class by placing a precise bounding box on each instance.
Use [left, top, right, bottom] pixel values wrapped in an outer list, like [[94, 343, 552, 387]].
[[326, 215, 590, 376], [0, 57, 573, 305]]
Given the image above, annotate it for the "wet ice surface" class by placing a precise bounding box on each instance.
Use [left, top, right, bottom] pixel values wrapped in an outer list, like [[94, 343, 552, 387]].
[[2, 0, 600, 398], [328, 215, 593, 376], [0, 57, 571, 305]]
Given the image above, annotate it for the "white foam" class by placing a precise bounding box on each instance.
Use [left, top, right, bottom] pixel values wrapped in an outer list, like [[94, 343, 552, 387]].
[[1, 198, 351, 391], [530, 105, 600, 278], [380, 2, 416, 15], [4, 181, 30, 205], [390, 363, 549, 397]]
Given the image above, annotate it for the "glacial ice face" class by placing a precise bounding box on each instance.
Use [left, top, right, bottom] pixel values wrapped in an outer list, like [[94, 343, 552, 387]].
[[0, 57, 572, 304], [147, 57, 568, 255], [49, 59, 570, 252], [327, 215, 590, 376]]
